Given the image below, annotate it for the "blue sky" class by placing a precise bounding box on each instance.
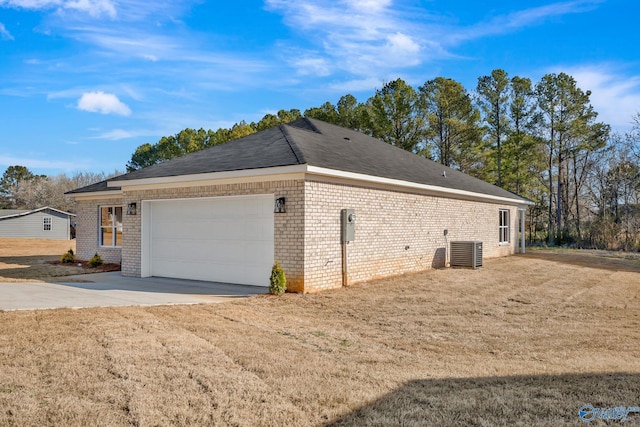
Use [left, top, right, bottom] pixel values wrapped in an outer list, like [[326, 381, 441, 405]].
[[1, 0, 639, 176]]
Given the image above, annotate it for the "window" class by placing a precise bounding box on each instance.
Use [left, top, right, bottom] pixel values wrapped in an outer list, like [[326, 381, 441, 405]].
[[100, 206, 123, 247], [43, 217, 52, 231], [499, 209, 510, 244]]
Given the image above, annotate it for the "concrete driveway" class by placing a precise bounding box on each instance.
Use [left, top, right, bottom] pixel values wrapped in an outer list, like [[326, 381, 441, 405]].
[[0, 272, 266, 311]]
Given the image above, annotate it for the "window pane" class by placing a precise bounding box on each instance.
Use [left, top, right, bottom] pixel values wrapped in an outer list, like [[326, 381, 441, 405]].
[[114, 207, 123, 227], [100, 206, 123, 247], [101, 227, 114, 246], [499, 209, 510, 243], [101, 207, 112, 226]]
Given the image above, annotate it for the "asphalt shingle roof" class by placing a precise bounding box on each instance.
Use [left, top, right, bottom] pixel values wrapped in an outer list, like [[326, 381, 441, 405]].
[[0, 207, 76, 218], [71, 118, 525, 202], [65, 178, 121, 195]]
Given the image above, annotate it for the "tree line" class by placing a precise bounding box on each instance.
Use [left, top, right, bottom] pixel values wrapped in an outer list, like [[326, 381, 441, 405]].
[[0, 166, 122, 213], [3, 69, 638, 250], [126, 70, 640, 250]]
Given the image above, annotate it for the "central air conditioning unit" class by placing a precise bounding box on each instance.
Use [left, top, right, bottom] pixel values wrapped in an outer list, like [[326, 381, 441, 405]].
[[450, 241, 483, 269]]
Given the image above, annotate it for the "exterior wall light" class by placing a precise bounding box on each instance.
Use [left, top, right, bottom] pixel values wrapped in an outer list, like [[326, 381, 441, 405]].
[[126, 202, 137, 215], [274, 197, 286, 213]]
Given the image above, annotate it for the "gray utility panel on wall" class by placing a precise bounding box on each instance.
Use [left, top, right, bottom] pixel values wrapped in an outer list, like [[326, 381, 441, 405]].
[[341, 209, 356, 242]]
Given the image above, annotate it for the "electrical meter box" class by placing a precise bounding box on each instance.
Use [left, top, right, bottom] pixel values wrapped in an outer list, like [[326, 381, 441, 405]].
[[341, 209, 356, 242]]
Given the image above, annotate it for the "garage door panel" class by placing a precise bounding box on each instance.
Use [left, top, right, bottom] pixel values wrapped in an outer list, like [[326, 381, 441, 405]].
[[153, 237, 272, 258], [150, 238, 272, 259], [243, 221, 271, 239], [153, 220, 265, 242], [153, 261, 248, 284], [151, 239, 234, 262], [147, 196, 274, 287]]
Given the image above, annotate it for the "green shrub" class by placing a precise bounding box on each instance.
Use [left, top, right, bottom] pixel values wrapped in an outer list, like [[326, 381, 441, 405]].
[[60, 249, 75, 263], [88, 253, 104, 268], [269, 261, 287, 295]]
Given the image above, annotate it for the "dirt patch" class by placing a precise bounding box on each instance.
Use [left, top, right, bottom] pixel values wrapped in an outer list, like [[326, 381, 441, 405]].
[[0, 255, 639, 426], [48, 260, 121, 272], [0, 238, 119, 282]]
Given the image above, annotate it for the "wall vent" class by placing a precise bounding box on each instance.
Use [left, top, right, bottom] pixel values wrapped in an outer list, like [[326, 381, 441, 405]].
[[450, 241, 483, 269]]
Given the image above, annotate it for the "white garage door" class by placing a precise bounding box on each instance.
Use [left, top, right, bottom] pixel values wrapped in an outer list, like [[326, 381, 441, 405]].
[[145, 195, 274, 287]]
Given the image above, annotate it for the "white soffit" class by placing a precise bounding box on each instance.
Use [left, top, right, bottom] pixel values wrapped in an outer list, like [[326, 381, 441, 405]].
[[69, 190, 123, 200], [107, 165, 307, 190]]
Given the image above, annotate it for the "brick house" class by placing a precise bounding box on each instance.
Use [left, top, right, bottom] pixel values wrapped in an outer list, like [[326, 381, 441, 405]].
[[67, 118, 531, 293]]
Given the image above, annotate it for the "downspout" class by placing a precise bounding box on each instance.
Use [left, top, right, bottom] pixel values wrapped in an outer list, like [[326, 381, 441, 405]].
[[519, 208, 526, 254]]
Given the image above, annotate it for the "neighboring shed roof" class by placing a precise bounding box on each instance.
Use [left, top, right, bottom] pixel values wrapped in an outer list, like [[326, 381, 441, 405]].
[[0, 207, 76, 219], [0, 209, 28, 218], [71, 118, 527, 203]]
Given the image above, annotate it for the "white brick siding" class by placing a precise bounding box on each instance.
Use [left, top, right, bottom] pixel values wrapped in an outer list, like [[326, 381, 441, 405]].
[[74, 197, 123, 264], [303, 180, 517, 292], [75, 177, 520, 293]]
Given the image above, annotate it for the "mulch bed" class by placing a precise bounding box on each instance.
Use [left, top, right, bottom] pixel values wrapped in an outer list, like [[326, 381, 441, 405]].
[[48, 260, 121, 273]]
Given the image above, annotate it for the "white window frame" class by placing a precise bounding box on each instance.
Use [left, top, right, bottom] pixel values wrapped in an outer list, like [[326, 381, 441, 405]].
[[43, 216, 52, 231], [100, 206, 123, 248], [499, 209, 510, 244]]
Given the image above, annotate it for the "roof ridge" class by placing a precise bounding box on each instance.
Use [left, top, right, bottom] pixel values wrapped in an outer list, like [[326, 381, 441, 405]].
[[0, 206, 75, 219], [280, 124, 307, 165]]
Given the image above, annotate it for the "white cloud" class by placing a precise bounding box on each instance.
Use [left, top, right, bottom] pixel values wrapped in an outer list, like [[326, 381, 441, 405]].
[[344, 0, 391, 11], [266, 0, 605, 84], [383, 32, 420, 64], [265, 0, 427, 77], [94, 129, 136, 140], [92, 128, 157, 140], [328, 77, 384, 93], [47, 88, 81, 100], [292, 56, 332, 76], [64, 0, 116, 18], [1, 0, 193, 22], [0, 0, 59, 7], [450, 1, 602, 43], [0, 0, 116, 18], [77, 91, 131, 116], [0, 22, 13, 40], [68, 26, 178, 61]]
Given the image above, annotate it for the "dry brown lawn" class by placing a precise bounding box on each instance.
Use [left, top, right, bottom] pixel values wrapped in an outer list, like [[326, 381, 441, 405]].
[[0, 243, 639, 426], [0, 238, 118, 282]]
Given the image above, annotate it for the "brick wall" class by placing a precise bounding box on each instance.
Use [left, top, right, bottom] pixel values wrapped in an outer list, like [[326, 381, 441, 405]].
[[74, 197, 123, 264], [303, 180, 519, 292], [76, 177, 521, 294]]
